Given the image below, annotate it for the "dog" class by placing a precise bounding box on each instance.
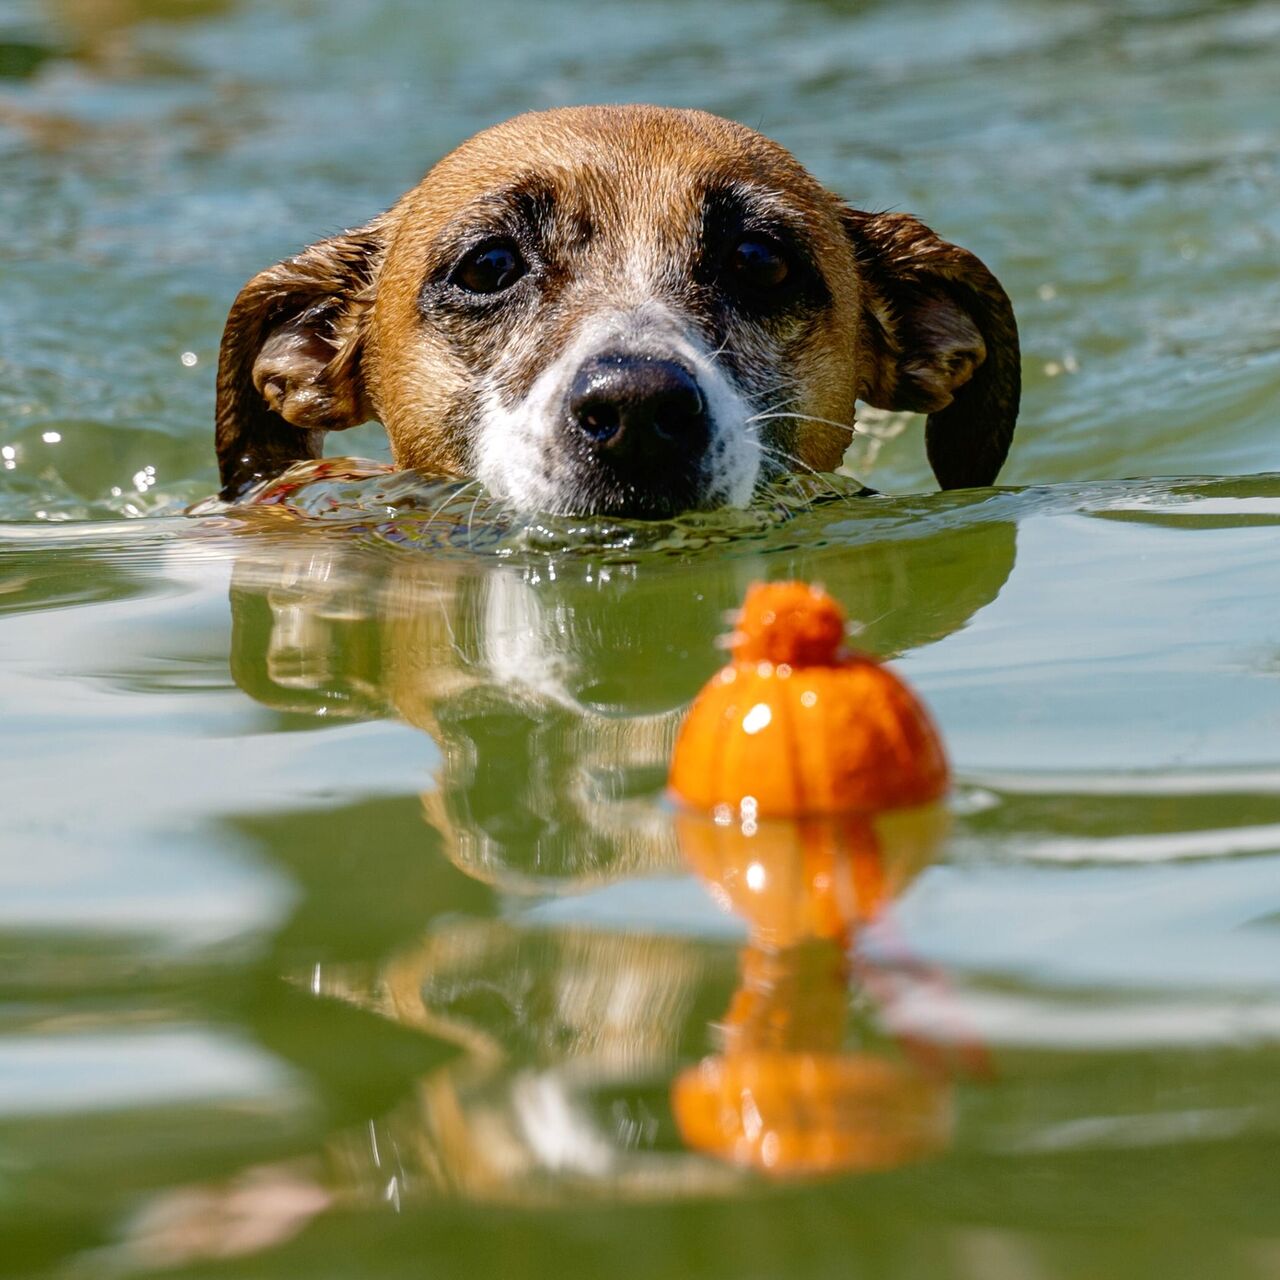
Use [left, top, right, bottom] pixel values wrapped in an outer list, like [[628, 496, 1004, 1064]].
[[216, 105, 1019, 516]]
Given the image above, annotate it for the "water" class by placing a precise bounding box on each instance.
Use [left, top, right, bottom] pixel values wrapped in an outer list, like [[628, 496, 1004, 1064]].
[[3, 1, 1280, 1276]]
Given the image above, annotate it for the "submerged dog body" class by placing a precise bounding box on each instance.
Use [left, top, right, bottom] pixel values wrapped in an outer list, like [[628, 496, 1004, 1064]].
[[217, 105, 1019, 516]]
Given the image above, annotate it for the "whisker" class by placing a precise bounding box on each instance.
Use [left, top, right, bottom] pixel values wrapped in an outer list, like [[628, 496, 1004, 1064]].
[[742, 394, 799, 424], [705, 334, 735, 364], [700, 339, 802, 409], [423, 477, 480, 530], [739, 376, 798, 403], [465, 485, 485, 544], [749, 437, 849, 508], [746, 409, 867, 438], [688, 352, 845, 508]]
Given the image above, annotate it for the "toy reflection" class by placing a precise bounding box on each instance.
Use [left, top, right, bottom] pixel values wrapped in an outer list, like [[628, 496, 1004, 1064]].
[[672, 805, 961, 1177]]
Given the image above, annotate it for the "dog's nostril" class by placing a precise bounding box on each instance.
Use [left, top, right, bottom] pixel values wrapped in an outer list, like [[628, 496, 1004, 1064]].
[[567, 355, 708, 457], [649, 384, 705, 441], [577, 399, 622, 442]]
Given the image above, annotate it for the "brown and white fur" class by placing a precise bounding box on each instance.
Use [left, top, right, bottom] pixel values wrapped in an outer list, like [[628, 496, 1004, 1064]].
[[216, 105, 1019, 516]]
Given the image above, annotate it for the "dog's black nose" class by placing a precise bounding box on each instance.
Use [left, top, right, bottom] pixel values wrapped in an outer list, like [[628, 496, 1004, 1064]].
[[567, 355, 709, 462]]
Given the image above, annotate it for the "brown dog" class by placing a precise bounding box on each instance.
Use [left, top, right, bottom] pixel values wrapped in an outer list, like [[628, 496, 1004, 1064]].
[[216, 105, 1019, 515]]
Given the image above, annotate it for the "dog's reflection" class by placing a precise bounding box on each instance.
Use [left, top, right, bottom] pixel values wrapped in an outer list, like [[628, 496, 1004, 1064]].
[[230, 541, 745, 889], [230, 515, 1014, 893], [217, 520, 1013, 1212]]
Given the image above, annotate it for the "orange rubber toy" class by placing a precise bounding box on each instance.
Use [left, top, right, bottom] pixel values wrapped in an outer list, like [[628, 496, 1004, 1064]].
[[669, 581, 949, 816]]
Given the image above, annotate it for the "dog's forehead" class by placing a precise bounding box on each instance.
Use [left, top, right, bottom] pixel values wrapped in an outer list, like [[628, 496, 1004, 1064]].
[[390, 105, 838, 248]]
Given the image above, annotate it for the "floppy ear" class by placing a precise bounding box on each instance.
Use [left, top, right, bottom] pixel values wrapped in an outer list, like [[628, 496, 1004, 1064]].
[[215, 218, 388, 498], [842, 209, 1020, 490]]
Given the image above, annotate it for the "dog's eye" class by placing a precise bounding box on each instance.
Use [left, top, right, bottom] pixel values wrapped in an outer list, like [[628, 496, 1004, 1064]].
[[452, 241, 527, 295], [727, 236, 789, 291]]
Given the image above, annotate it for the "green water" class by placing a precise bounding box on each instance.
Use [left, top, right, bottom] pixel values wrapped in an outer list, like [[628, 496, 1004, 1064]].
[[3, 1, 1280, 1276]]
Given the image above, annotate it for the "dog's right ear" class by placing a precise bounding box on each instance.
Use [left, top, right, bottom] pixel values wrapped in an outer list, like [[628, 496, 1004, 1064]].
[[215, 217, 388, 499]]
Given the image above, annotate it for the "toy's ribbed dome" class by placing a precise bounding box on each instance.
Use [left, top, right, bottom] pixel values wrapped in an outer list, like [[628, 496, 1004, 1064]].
[[670, 581, 949, 815]]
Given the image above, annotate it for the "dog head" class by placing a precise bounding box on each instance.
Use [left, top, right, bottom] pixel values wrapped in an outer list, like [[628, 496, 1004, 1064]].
[[217, 105, 1019, 513]]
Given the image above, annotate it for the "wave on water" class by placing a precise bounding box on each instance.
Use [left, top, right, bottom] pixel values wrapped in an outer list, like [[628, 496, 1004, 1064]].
[[186, 458, 879, 558]]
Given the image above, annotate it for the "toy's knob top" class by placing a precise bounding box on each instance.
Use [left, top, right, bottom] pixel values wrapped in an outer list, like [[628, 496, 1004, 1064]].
[[730, 581, 846, 667]]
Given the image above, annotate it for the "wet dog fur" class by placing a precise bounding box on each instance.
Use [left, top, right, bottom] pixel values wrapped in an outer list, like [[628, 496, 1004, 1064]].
[[216, 105, 1019, 516]]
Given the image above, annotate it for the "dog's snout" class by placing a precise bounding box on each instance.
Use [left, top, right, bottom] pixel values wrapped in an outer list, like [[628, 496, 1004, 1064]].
[[567, 355, 708, 461]]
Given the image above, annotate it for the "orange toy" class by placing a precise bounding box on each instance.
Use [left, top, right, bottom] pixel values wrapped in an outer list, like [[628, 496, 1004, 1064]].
[[669, 582, 949, 816]]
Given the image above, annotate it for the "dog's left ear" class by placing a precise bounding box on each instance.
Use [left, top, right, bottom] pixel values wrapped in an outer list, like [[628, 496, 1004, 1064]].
[[842, 209, 1021, 490], [215, 217, 388, 498]]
